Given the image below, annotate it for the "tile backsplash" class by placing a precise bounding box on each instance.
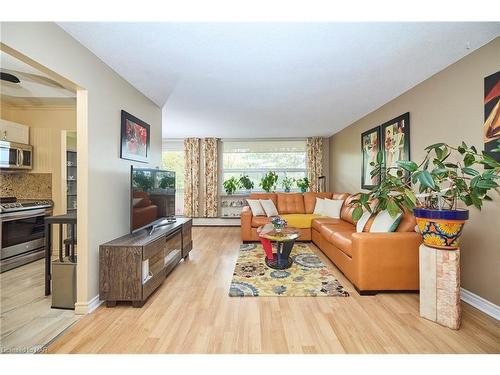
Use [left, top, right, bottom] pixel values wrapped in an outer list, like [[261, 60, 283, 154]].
[[0, 172, 52, 199]]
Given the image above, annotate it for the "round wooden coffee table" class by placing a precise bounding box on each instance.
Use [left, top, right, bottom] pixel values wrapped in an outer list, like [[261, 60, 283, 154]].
[[257, 224, 300, 270]]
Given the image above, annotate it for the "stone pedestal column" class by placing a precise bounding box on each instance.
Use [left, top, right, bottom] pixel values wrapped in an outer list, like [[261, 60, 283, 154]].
[[419, 244, 461, 329]]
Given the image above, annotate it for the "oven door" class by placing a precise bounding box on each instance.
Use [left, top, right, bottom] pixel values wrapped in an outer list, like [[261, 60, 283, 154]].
[[1, 209, 47, 260]]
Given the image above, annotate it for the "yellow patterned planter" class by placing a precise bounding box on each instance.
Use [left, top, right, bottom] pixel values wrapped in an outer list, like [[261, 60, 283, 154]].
[[414, 208, 469, 250]]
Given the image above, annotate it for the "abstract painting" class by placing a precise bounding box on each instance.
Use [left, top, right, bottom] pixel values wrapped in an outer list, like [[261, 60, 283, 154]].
[[381, 112, 410, 176], [484, 71, 500, 162], [120, 110, 150, 163], [361, 126, 381, 189]]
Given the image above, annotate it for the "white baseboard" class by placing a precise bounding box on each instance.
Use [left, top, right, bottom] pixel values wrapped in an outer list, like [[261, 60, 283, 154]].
[[74, 295, 103, 315], [461, 288, 500, 321]]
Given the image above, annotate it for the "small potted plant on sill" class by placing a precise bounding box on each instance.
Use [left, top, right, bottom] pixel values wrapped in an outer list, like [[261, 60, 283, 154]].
[[260, 171, 278, 193], [239, 174, 254, 193], [223, 176, 241, 195], [281, 177, 295, 193], [296, 177, 310, 193], [350, 141, 500, 250]]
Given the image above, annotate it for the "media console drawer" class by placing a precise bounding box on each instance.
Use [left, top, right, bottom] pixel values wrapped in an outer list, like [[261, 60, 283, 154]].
[[99, 218, 192, 308]]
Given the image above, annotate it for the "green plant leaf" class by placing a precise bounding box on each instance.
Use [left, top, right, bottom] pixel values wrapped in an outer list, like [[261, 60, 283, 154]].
[[424, 142, 445, 151], [386, 199, 400, 218], [376, 150, 383, 164], [418, 170, 436, 190], [444, 163, 458, 168], [461, 167, 480, 176], [352, 206, 363, 222], [396, 160, 418, 172], [475, 179, 499, 189], [464, 153, 475, 167]]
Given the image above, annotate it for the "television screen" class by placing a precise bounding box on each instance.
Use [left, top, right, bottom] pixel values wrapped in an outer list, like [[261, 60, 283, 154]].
[[130, 167, 175, 232]]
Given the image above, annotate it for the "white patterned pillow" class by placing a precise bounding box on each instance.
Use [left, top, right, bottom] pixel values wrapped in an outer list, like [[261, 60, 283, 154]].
[[356, 211, 372, 232], [260, 199, 279, 217], [322, 199, 344, 219], [247, 199, 265, 216], [313, 197, 325, 215], [369, 210, 403, 232]]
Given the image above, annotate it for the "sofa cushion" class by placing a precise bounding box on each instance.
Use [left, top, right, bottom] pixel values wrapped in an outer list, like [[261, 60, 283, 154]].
[[280, 214, 322, 229], [251, 216, 271, 228], [246, 199, 265, 216], [249, 193, 277, 207], [277, 193, 305, 214], [340, 194, 359, 225], [329, 231, 354, 257], [304, 192, 333, 213], [396, 212, 417, 232], [312, 217, 347, 231]]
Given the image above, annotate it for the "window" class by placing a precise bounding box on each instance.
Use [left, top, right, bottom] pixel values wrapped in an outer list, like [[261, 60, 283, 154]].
[[222, 140, 307, 192], [162, 140, 184, 215]]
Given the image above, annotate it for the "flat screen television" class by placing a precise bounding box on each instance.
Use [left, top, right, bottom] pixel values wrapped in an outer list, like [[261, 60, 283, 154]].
[[130, 166, 176, 233]]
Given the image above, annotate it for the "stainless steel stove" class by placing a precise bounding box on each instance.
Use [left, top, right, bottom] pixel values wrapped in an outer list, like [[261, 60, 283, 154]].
[[0, 197, 53, 272]]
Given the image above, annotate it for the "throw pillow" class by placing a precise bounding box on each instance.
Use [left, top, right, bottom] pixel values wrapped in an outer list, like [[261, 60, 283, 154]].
[[322, 199, 344, 218], [260, 199, 279, 217], [356, 211, 372, 232], [247, 199, 265, 216], [369, 210, 403, 232], [313, 197, 324, 215]]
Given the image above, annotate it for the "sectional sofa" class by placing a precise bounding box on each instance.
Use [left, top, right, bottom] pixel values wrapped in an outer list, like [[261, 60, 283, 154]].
[[240, 192, 421, 294]]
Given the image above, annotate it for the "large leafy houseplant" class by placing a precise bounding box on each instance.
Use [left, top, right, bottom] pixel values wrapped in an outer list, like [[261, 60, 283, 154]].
[[351, 141, 500, 249], [223, 176, 241, 195], [260, 171, 278, 192], [239, 174, 254, 191]]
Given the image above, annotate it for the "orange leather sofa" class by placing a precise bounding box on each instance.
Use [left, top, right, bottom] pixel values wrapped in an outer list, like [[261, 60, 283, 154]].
[[241, 192, 421, 294]]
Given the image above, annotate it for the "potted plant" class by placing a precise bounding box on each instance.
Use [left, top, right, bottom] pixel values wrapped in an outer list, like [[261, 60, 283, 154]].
[[239, 174, 254, 192], [351, 141, 500, 249], [223, 176, 241, 195], [281, 177, 295, 192], [296, 177, 310, 193], [260, 171, 278, 193]]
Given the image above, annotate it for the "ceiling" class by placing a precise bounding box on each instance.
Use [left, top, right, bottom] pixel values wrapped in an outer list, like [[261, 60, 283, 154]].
[[58, 22, 499, 138], [1, 51, 76, 106]]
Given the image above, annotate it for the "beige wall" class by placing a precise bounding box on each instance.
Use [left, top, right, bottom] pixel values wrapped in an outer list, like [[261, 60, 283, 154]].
[[1, 103, 76, 217], [329, 38, 500, 305], [1, 22, 162, 312]]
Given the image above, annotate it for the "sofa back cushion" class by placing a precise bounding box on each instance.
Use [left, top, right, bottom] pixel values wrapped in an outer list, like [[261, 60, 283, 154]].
[[249, 193, 277, 207], [303, 192, 332, 213], [340, 194, 359, 225], [396, 211, 417, 232], [276, 193, 305, 214]]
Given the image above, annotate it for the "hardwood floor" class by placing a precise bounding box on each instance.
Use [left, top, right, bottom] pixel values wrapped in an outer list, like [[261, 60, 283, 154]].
[[48, 227, 500, 354], [1, 259, 80, 353]]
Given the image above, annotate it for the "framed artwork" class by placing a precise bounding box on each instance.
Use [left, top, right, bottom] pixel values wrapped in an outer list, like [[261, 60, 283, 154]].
[[484, 71, 500, 162], [380, 112, 410, 176], [120, 110, 150, 163], [361, 126, 381, 189]]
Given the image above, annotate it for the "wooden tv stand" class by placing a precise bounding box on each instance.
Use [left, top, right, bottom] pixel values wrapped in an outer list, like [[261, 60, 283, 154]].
[[99, 218, 192, 307]]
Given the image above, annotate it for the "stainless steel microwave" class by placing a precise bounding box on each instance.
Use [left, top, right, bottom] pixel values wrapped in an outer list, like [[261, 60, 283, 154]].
[[0, 141, 33, 170]]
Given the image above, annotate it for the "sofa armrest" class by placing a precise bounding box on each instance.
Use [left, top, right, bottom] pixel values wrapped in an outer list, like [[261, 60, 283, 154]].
[[351, 232, 422, 291], [241, 206, 253, 241]]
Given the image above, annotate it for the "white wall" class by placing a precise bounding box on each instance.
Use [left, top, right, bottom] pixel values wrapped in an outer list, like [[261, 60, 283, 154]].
[[1, 22, 162, 311]]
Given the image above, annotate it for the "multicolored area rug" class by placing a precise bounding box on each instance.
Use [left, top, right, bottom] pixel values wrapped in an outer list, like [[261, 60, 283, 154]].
[[229, 243, 349, 297]]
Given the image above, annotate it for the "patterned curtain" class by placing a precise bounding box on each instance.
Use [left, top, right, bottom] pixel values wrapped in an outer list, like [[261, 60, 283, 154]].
[[184, 138, 200, 217], [202, 138, 219, 217], [306, 137, 324, 192]]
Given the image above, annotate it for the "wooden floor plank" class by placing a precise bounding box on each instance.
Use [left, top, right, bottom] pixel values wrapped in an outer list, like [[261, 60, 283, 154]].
[[46, 227, 500, 354]]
